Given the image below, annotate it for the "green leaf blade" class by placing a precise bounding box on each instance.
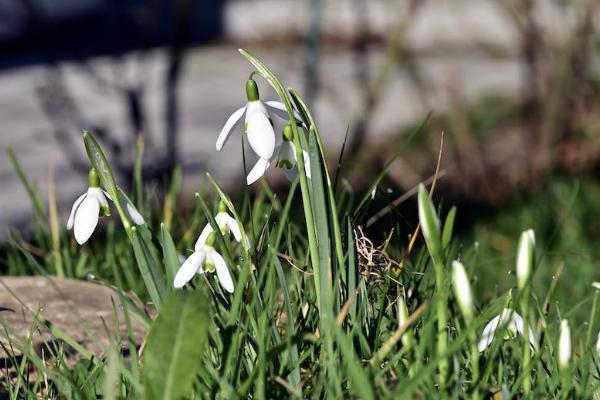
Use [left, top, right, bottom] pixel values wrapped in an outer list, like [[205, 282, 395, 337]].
[[141, 290, 209, 400]]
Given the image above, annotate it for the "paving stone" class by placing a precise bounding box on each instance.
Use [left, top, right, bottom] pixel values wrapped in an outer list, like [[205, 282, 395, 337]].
[[0, 276, 148, 365]]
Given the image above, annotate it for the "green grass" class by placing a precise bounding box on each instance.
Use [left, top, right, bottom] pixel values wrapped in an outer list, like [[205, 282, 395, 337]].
[[1, 50, 600, 399]]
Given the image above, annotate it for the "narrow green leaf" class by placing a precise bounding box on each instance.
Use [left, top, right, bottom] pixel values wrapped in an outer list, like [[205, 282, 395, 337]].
[[163, 166, 182, 231], [133, 135, 144, 212], [141, 290, 209, 400], [331, 323, 375, 400], [82, 131, 118, 198], [271, 248, 301, 390], [442, 206, 457, 250], [346, 218, 357, 326], [159, 223, 180, 289], [7, 148, 46, 221], [129, 227, 162, 309]]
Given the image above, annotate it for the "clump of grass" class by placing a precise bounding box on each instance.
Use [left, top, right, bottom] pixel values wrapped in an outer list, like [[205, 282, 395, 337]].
[[1, 50, 600, 399]]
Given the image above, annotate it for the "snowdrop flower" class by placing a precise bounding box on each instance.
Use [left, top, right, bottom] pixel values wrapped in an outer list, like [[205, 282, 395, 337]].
[[452, 260, 474, 321], [246, 123, 311, 185], [596, 331, 600, 354], [558, 319, 571, 371], [478, 308, 537, 352], [516, 229, 535, 290], [195, 201, 247, 249], [216, 78, 293, 161], [174, 233, 234, 293], [67, 170, 145, 245], [67, 169, 111, 245]]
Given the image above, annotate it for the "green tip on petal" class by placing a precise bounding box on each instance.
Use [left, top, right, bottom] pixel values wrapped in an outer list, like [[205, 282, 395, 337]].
[[282, 123, 294, 142], [88, 168, 100, 188], [276, 159, 294, 170], [203, 262, 216, 273], [246, 79, 259, 101], [205, 232, 216, 247]]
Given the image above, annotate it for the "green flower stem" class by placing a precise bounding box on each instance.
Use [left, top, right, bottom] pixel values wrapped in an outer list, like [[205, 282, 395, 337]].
[[433, 260, 449, 387], [469, 331, 480, 400], [520, 286, 531, 394], [239, 49, 323, 316], [418, 185, 448, 387]]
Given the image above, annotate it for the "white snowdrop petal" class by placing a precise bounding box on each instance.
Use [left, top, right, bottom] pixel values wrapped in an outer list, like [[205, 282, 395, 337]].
[[67, 193, 87, 230], [214, 213, 230, 231], [224, 215, 242, 242], [126, 201, 145, 225], [478, 315, 501, 352], [216, 106, 247, 151], [510, 311, 525, 336], [89, 188, 109, 210], [302, 150, 312, 179], [264, 100, 301, 121], [174, 251, 205, 288], [245, 102, 275, 159], [246, 157, 271, 185], [281, 141, 295, 163], [212, 251, 234, 293], [73, 195, 100, 245], [195, 223, 214, 251]]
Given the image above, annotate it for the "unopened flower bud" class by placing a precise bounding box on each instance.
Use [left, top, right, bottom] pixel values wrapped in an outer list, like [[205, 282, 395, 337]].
[[452, 260, 474, 321], [417, 184, 442, 261], [558, 319, 571, 371], [516, 229, 535, 290]]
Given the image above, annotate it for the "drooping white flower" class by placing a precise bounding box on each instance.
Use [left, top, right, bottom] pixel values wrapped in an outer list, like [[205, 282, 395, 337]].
[[596, 330, 600, 355], [246, 124, 311, 185], [516, 229, 535, 290], [452, 260, 474, 321], [558, 319, 571, 371], [67, 169, 145, 245], [67, 187, 109, 245], [174, 233, 234, 293], [67, 169, 111, 245], [478, 308, 537, 352], [195, 202, 248, 249], [216, 78, 293, 160]]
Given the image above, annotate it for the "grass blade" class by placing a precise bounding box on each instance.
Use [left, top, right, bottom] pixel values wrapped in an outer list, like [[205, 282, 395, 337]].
[[141, 290, 210, 400]]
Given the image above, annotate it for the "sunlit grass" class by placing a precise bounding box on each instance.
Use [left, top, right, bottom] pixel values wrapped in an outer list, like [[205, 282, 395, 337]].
[[1, 50, 599, 399]]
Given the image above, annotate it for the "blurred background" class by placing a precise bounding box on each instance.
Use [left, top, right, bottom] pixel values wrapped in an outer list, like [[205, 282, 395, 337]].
[[1, 0, 599, 302]]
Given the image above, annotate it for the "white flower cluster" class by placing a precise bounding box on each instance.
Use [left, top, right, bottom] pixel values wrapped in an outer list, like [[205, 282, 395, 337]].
[[216, 78, 310, 185], [173, 203, 246, 294]]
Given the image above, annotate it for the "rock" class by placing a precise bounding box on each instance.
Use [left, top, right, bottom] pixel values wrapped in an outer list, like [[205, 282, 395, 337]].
[[0, 276, 148, 367]]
